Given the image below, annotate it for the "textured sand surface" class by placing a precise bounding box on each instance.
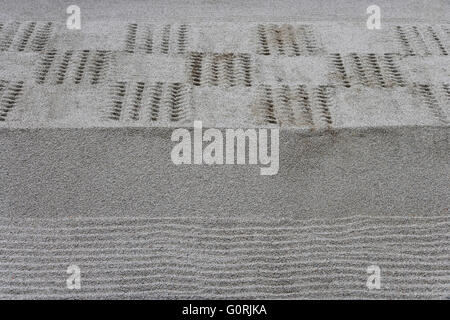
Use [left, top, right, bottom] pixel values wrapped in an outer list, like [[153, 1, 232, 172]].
[[0, 0, 449, 299], [1, 215, 448, 299]]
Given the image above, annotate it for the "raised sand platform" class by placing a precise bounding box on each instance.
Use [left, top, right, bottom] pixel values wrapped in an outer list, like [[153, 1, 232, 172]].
[[0, 0, 449, 299]]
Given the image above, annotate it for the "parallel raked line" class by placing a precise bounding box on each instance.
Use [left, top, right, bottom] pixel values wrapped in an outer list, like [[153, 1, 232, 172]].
[[2, 290, 443, 300], [2, 258, 448, 270], [2, 251, 448, 262], [2, 216, 446, 233], [0, 220, 447, 235], [2, 214, 446, 222]]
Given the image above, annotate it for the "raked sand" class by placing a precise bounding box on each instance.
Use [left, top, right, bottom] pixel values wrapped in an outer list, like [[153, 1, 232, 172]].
[[0, 0, 449, 299]]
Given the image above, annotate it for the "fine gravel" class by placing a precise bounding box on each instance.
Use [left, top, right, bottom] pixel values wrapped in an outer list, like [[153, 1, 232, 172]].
[[0, 0, 449, 299]]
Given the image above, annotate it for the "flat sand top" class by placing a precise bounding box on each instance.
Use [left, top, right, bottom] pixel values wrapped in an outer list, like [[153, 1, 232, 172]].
[[0, 0, 448, 129]]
